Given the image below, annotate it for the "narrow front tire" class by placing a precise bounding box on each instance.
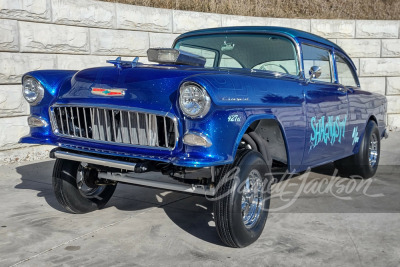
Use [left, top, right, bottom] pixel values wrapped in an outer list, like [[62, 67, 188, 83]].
[[52, 159, 116, 213]]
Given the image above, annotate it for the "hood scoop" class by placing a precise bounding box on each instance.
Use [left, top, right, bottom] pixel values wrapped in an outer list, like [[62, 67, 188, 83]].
[[106, 56, 140, 69], [147, 48, 206, 67]]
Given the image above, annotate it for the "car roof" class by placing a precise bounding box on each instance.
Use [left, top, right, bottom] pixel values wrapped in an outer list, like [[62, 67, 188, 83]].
[[176, 26, 350, 59]]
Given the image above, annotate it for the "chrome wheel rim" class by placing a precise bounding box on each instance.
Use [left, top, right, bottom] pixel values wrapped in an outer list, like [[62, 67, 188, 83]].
[[368, 133, 378, 167], [241, 169, 264, 229], [76, 163, 105, 198]]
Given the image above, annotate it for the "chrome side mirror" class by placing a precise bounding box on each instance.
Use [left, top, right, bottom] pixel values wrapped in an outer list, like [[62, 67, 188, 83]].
[[308, 66, 321, 83]]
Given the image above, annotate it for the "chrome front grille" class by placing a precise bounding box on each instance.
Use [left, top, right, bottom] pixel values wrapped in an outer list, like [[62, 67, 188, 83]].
[[50, 106, 178, 149]]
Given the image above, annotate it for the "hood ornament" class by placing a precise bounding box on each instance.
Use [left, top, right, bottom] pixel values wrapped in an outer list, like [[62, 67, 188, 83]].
[[106, 57, 139, 69], [91, 88, 126, 97]]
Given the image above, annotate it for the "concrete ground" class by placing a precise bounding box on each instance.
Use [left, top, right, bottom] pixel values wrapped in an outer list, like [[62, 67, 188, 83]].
[[0, 133, 399, 267]]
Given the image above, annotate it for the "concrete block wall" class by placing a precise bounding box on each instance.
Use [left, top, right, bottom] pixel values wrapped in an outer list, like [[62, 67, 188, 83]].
[[0, 0, 399, 163]]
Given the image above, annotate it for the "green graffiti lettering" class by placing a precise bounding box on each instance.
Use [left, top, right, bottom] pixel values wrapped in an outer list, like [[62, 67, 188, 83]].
[[310, 115, 347, 150]]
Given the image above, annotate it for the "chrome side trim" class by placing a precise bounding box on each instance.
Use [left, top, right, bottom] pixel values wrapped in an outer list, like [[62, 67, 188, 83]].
[[54, 150, 137, 171]]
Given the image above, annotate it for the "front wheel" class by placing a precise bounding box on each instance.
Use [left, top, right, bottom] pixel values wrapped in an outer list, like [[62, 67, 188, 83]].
[[213, 150, 272, 248], [335, 120, 381, 179], [52, 159, 117, 213]]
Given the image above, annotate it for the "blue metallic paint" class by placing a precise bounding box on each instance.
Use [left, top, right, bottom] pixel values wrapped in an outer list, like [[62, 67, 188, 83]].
[[20, 27, 387, 173]]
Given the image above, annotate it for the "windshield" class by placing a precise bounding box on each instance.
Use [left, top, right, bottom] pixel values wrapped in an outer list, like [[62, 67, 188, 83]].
[[174, 33, 299, 76]]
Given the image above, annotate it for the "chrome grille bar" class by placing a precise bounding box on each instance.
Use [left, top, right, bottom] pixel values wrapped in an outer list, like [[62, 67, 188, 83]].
[[69, 107, 75, 136], [146, 114, 150, 146], [51, 105, 177, 149], [76, 107, 82, 137], [112, 110, 117, 142], [136, 112, 141, 145], [163, 117, 168, 148], [83, 107, 88, 138], [127, 111, 133, 144], [104, 109, 109, 141], [65, 107, 70, 134], [90, 108, 95, 139], [59, 108, 64, 134]]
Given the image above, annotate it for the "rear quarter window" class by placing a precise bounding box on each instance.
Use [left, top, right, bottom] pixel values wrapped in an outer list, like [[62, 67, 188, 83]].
[[335, 54, 358, 87]]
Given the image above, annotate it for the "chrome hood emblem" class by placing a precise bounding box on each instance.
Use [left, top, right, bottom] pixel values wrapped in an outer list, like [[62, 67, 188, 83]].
[[91, 88, 126, 97]]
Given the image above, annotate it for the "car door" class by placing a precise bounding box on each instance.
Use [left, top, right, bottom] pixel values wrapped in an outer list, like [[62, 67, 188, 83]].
[[334, 52, 363, 152], [301, 43, 350, 166]]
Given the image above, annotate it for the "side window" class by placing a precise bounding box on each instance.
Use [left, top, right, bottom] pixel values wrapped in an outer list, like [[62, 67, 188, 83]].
[[336, 54, 358, 87], [302, 44, 332, 83], [219, 54, 242, 68]]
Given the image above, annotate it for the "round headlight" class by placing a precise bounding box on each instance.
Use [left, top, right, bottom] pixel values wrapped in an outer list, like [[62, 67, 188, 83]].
[[179, 82, 211, 119], [22, 76, 44, 105]]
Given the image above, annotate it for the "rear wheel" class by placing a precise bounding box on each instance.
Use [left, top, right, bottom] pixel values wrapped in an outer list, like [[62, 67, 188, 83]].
[[213, 150, 272, 248], [52, 159, 117, 213], [335, 120, 380, 179]]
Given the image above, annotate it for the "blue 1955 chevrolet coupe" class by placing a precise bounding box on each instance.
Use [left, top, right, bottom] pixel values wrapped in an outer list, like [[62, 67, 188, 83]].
[[20, 26, 387, 247]]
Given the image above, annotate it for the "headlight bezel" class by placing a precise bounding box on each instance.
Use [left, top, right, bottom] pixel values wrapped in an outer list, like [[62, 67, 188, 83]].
[[22, 76, 45, 106], [179, 82, 211, 119]]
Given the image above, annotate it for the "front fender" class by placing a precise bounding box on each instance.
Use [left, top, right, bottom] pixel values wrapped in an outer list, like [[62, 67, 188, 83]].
[[20, 70, 77, 144], [23, 70, 78, 100], [175, 73, 302, 168], [172, 107, 290, 168]]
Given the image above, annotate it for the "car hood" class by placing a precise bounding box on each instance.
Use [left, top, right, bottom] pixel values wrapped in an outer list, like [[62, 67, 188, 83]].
[[56, 64, 218, 113]]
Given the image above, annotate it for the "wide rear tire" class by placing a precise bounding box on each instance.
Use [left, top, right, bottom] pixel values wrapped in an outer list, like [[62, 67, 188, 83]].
[[335, 120, 380, 179]]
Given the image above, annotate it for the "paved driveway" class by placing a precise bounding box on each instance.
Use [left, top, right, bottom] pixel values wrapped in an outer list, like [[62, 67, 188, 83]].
[[0, 133, 399, 266]]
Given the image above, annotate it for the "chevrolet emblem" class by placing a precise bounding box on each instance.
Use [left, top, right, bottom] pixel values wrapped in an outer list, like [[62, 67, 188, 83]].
[[91, 88, 126, 96]]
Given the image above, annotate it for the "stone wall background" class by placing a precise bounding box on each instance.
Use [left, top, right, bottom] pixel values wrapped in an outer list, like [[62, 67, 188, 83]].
[[0, 0, 399, 163]]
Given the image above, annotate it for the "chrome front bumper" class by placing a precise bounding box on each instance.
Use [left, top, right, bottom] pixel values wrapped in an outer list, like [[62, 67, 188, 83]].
[[52, 149, 216, 196], [53, 150, 137, 171]]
